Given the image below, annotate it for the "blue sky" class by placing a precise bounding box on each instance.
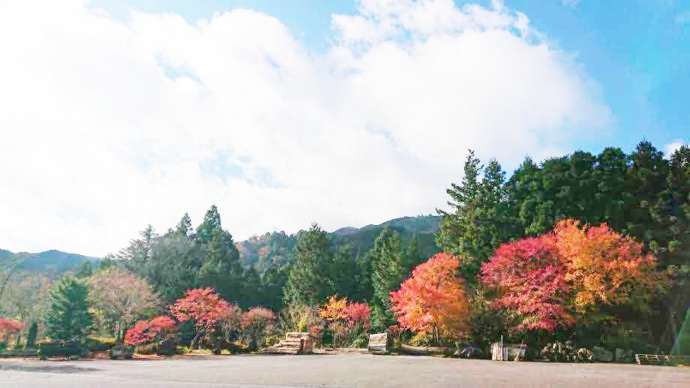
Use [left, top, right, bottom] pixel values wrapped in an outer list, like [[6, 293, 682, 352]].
[[92, 0, 690, 155]]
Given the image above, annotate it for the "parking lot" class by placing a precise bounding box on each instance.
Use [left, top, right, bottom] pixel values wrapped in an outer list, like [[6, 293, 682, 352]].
[[1, 353, 688, 387]]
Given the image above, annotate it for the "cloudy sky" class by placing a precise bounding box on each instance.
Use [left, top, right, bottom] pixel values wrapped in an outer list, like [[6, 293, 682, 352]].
[[1, 0, 688, 256]]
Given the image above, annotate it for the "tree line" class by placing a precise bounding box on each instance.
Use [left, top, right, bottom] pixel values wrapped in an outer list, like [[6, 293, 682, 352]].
[[0, 139, 687, 357]]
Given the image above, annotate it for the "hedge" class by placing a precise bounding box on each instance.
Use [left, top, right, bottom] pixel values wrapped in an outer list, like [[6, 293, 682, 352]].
[[37, 341, 85, 359]]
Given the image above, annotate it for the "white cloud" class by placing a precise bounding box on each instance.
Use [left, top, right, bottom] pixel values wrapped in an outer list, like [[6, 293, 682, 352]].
[[665, 140, 687, 157], [0, 0, 610, 256]]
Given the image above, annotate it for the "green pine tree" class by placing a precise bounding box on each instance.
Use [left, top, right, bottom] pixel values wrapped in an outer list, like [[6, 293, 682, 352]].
[[196, 205, 222, 244], [283, 224, 335, 307], [176, 212, 193, 237], [593, 147, 628, 229], [24, 321, 37, 349], [44, 276, 92, 342], [437, 151, 515, 283], [369, 228, 405, 331], [624, 141, 669, 248], [198, 229, 245, 305], [330, 244, 359, 300]]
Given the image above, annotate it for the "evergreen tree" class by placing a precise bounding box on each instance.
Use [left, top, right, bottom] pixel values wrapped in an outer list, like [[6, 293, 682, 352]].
[[175, 213, 193, 237], [198, 228, 245, 305], [369, 228, 405, 331], [437, 152, 514, 283], [659, 145, 690, 266], [196, 205, 222, 244], [402, 234, 423, 274], [352, 253, 373, 302], [624, 141, 669, 248], [593, 147, 628, 230], [283, 224, 334, 307], [119, 225, 157, 270], [44, 276, 92, 342], [330, 245, 359, 300], [260, 264, 289, 311], [75, 261, 93, 278], [651, 145, 690, 348], [24, 321, 37, 349], [507, 157, 543, 235], [437, 150, 482, 256], [146, 232, 203, 303]]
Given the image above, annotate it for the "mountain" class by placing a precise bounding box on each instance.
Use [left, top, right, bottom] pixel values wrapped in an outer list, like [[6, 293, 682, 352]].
[[237, 215, 441, 273], [0, 249, 99, 277], [3, 215, 442, 276]]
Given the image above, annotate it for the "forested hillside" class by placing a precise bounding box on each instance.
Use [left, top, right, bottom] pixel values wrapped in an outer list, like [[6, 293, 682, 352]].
[[237, 215, 440, 273], [2, 140, 688, 356], [0, 249, 97, 278]]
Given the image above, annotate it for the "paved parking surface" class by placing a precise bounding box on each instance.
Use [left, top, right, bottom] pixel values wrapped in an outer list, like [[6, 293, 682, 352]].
[[1, 353, 688, 387]]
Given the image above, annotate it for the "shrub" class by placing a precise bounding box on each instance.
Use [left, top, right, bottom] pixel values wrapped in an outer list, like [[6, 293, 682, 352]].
[[320, 296, 371, 348], [124, 316, 176, 347], [540, 341, 593, 362], [37, 341, 84, 359], [0, 318, 24, 348], [241, 307, 276, 350], [109, 345, 134, 360], [124, 315, 177, 355], [85, 336, 116, 352]]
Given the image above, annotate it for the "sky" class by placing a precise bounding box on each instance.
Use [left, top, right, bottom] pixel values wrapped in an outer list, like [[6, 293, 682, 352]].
[[1, 0, 688, 256]]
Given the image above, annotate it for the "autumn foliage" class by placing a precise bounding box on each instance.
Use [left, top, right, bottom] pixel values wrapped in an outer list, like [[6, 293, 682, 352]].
[[0, 318, 24, 342], [320, 296, 371, 347], [554, 219, 664, 315], [480, 234, 574, 332], [124, 315, 176, 346], [481, 219, 666, 333], [390, 253, 470, 342], [170, 288, 235, 331], [240, 307, 276, 350]]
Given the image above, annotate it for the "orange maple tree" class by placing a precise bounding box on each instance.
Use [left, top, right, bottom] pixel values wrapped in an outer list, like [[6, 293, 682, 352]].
[[390, 253, 470, 343], [554, 219, 665, 320]]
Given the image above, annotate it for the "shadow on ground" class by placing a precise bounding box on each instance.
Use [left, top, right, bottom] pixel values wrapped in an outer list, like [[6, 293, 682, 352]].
[[0, 363, 100, 374]]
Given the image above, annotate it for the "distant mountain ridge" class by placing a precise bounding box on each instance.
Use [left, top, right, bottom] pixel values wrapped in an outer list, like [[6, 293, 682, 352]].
[[0, 248, 99, 277], [3, 215, 442, 276], [239, 215, 441, 273]]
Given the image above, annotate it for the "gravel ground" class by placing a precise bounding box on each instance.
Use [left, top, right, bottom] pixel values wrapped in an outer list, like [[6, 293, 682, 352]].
[[0, 353, 688, 388]]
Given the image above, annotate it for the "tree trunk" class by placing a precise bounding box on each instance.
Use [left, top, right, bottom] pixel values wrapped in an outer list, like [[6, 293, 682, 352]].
[[191, 329, 205, 349]]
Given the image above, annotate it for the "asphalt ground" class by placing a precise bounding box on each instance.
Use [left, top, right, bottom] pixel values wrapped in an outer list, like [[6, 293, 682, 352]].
[[1, 353, 688, 387]]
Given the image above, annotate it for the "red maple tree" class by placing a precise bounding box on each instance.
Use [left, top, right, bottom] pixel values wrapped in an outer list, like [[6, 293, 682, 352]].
[[169, 288, 238, 349], [0, 318, 23, 343], [480, 235, 574, 333], [170, 288, 233, 330], [124, 315, 176, 346]]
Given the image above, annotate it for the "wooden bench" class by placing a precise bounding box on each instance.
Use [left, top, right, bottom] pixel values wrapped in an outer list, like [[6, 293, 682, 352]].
[[635, 354, 690, 365], [368, 333, 389, 354]]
